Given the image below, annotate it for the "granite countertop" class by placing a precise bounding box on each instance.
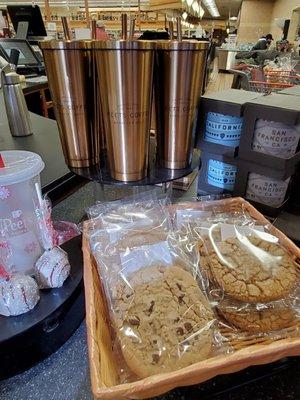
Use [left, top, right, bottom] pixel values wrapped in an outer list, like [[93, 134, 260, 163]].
[[1, 321, 299, 400], [1, 182, 300, 400]]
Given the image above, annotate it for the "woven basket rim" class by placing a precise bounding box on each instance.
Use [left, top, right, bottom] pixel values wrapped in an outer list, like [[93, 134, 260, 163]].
[[83, 197, 300, 399]]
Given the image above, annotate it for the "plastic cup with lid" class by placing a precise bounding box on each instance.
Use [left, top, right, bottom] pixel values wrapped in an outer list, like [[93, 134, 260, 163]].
[[0, 150, 45, 275]]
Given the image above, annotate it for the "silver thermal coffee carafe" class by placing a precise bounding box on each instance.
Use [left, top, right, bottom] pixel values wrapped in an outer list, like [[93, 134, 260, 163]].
[[0, 56, 32, 137]]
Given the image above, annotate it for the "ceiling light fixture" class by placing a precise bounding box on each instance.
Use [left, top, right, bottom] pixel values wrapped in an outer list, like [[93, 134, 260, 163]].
[[199, 6, 205, 18], [202, 0, 220, 18], [182, 11, 188, 20], [186, 0, 193, 7], [229, 16, 238, 21], [192, 1, 199, 13]]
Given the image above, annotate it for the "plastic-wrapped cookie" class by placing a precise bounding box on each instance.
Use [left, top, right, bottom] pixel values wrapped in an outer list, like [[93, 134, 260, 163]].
[[35, 247, 70, 289], [113, 265, 214, 378], [0, 274, 40, 316], [217, 297, 297, 333], [205, 235, 298, 303], [114, 228, 168, 249]]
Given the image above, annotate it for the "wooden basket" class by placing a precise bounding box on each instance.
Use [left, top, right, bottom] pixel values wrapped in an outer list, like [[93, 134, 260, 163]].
[[83, 197, 300, 400]]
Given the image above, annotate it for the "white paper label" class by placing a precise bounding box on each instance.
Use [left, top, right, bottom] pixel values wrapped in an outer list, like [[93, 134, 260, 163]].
[[221, 223, 265, 241], [120, 241, 172, 277], [252, 119, 300, 158], [246, 173, 290, 208], [176, 209, 212, 227]]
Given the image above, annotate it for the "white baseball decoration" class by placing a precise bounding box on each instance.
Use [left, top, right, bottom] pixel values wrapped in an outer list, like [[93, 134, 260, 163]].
[[35, 247, 70, 289], [0, 274, 40, 316]]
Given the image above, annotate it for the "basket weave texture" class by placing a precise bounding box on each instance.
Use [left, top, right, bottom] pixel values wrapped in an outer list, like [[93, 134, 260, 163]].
[[83, 197, 300, 400]]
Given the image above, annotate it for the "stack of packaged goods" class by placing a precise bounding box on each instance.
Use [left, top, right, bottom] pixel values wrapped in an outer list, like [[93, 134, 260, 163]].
[[197, 90, 300, 217]]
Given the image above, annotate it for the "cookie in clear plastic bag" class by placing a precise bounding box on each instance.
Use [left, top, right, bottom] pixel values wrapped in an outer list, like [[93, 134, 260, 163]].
[[217, 295, 299, 333], [171, 199, 299, 338], [87, 191, 171, 248], [203, 228, 298, 303], [112, 265, 215, 378], [86, 196, 218, 379]]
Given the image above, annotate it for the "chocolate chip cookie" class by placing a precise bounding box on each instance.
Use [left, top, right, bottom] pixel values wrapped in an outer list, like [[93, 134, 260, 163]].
[[217, 298, 297, 333], [112, 265, 214, 378], [204, 235, 297, 303]]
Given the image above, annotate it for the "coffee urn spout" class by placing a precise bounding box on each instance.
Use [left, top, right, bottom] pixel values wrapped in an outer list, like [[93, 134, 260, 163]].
[[0, 56, 16, 84], [1, 69, 21, 86]]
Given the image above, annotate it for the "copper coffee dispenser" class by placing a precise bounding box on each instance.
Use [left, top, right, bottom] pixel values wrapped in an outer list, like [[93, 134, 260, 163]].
[[41, 40, 101, 168], [93, 39, 155, 182], [155, 26, 208, 169]]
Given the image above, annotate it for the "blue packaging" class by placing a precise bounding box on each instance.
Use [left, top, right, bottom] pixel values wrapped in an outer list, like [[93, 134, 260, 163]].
[[204, 112, 243, 147], [207, 159, 237, 191]]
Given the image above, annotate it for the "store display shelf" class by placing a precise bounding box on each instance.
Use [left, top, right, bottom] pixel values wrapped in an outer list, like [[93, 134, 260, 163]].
[[69, 142, 200, 187], [0, 235, 84, 381]]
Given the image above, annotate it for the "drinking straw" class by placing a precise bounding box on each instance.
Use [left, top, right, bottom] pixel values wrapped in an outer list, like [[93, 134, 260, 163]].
[[91, 19, 97, 40], [129, 17, 136, 39], [169, 21, 174, 40], [61, 16, 72, 40], [121, 13, 128, 40]]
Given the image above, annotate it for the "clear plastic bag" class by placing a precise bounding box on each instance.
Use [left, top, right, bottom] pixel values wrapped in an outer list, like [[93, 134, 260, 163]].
[[172, 199, 257, 297], [87, 189, 169, 221], [88, 191, 172, 248], [216, 292, 299, 333], [202, 222, 298, 303], [34, 191, 71, 289], [86, 195, 218, 380], [86, 196, 299, 381], [0, 253, 40, 317], [173, 199, 299, 336], [53, 221, 81, 246], [173, 197, 253, 243], [0, 229, 13, 274]]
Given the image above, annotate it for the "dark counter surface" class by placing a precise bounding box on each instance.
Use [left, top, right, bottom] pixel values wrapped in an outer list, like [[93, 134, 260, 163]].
[[1, 321, 299, 400], [0, 182, 299, 400], [0, 87, 72, 194]]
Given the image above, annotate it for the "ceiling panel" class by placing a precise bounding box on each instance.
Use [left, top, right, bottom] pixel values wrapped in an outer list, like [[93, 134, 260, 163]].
[[203, 0, 242, 20], [0, 0, 148, 7], [1, 0, 242, 20]]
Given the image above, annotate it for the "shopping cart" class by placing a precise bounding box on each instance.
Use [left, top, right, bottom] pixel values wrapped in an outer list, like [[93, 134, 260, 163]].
[[250, 69, 299, 93], [264, 69, 297, 82], [248, 80, 294, 93], [230, 66, 299, 94]]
